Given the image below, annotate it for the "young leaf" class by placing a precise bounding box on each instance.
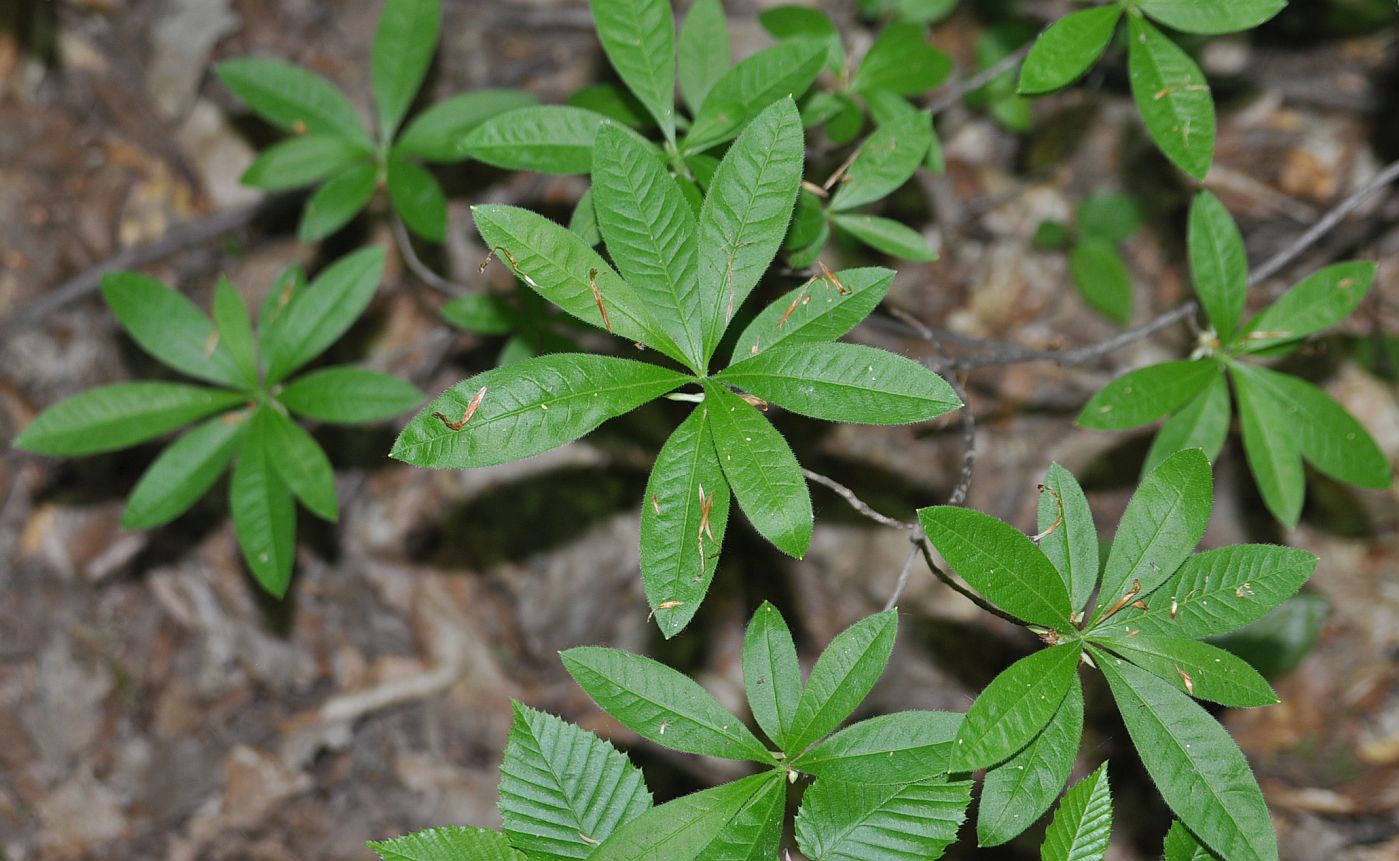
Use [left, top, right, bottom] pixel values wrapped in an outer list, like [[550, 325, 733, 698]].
[[731, 268, 893, 363], [831, 214, 937, 261], [1038, 463, 1099, 615], [372, 0, 440, 140], [1231, 364, 1305, 527], [1095, 448, 1212, 618], [916, 506, 1073, 630], [794, 710, 963, 785], [786, 610, 899, 754], [278, 366, 422, 425], [1069, 239, 1132, 324], [123, 414, 246, 529], [212, 278, 257, 388], [261, 247, 387, 385], [1077, 360, 1220, 430], [683, 41, 825, 154], [702, 381, 813, 559], [560, 647, 771, 762], [589, 772, 782, 861], [716, 342, 960, 426], [299, 161, 378, 242], [589, 0, 675, 142], [498, 703, 651, 860], [100, 273, 242, 387], [369, 827, 522, 861], [394, 89, 537, 161], [1096, 651, 1278, 861], [1137, 0, 1287, 35], [1127, 16, 1215, 179], [240, 134, 368, 190], [1019, 6, 1122, 95], [230, 419, 296, 596], [1040, 763, 1112, 861], [641, 406, 730, 638], [262, 409, 338, 522], [392, 355, 687, 469], [1090, 634, 1278, 708], [696, 97, 804, 361], [461, 106, 629, 174], [850, 22, 953, 96], [591, 124, 704, 369], [14, 384, 244, 457], [950, 644, 1082, 772], [1077, 192, 1143, 244], [1163, 820, 1221, 861], [216, 58, 369, 145], [742, 601, 802, 747], [1144, 371, 1230, 473], [760, 5, 844, 73], [387, 156, 447, 242], [978, 676, 1084, 847], [829, 108, 933, 212], [1236, 262, 1376, 353], [1188, 191, 1248, 341], [677, 0, 729, 114], [794, 775, 972, 861]]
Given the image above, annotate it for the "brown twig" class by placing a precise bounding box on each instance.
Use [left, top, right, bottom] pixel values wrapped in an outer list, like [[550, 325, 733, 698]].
[[801, 468, 913, 531], [927, 44, 1032, 116]]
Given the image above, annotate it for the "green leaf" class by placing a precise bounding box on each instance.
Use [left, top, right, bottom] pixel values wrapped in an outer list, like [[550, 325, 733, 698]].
[[702, 381, 813, 559], [716, 342, 961, 426], [590, 772, 782, 861], [212, 278, 256, 388], [1090, 633, 1278, 708], [370, 827, 522, 861], [589, 0, 675, 142], [392, 354, 686, 469], [683, 42, 825, 154], [241, 133, 368, 190], [372, 0, 439, 140], [387, 156, 447, 242], [15, 383, 244, 457], [299, 161, 377, 242], [592, 124, 704, 369], [760, 5, 844, 73], [1077, 360, 1220, 430], [699, 772, 785, 861], [1095, 448, 1213, 619], [258, 266, 304, 337], [1077, 192, 1143, 244], [1127, 16, 1215, 179], [831, 214, 937, 261], [560, 646, 771, 762], [394, 89, 537, 161], [441, 293, 516, 335], [978, 676, 1084, 847], [498, 702, 650, 860], [261, 408, 338, 522], [261, 247, 386, 385], [1231, 363, 1305, 527], [786, 610, 899, 754], [851, 22, 953, 96], [794, 775, 972, 861], [1138, 0, 1287, 35], [1236, 262, 1376, 353], [950, 644, 1082, 772], [742, 601, 802, 748], [696, 97, 804, 361], [794, 710, 962, 784], [641, 406, 730, 638], [568, 187, 602, 246], [1096, 651, 1278, 861], [1163, 821, 1220, 861], [1144, 371, 1231, 473], [569, 83, 653, 129], [1099, 544, 1318, 639], [731, 268, 893, 363], [1069, 239, 1132, 324], [785, 187, 826, 250], [229, 417, 296, 596], [278, 366, 422, 425], [1040, 763, 1112, 861], [1209, 592, 1327, 679], [1038, 463, 1099, 615], [122, 414, 246, 529], [462, 106, 630, 174], [916, 506, 1073, 630], [100, 272, 242, 386], [830, 108, 932, 212], [1188, 191, 1248, 341], [788, 222, 831, 268], [1019, 6, 1122, 95], [677, 0, 730, 114], [216, 58, 369, 145]]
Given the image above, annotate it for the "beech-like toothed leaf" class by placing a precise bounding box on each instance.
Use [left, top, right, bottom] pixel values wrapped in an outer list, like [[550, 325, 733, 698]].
[[371, 0, 439, 140], [1019, 6, 1122, 95], [702, 381, 813, 559], [589, 0, 676, 142], [216, 57, 369, 145], [950, 644, 1082, 772], [212, 278, 257, 387], [1127, 17, 1214, 179], [369, 827, 522, 861], [1038, 463, 1099, 615], [1078, 360, 1220, 430], [394, 89, 537, 161], [100, 273, 243, 387], [916, 506, 1073, 630], [1069, 239, 1132, 324], [978, 676, 1084, 847], [786, 610, 899, 754], [730, 268, 893, 363], [794, 710, 962, 784], [850, 22, 953, 96], [1137, 0, 1287, 35], [717, 342, 960, 426], [1096, 651, 1278, 861], [387, 156, 447, 242], [1188, 191, 1248, 342], [831, 213, 938, 261], [1236, 261, 1376, 354], [589, 773, 783, 861], [1231, 364, 1305, 527], [122, 413, 247, 529], [1143, 372, 1230, 473], [641, 406, 730, 638], [15, 383, 244, 457], [1040, 763, 1112, 861], [299, 161, 378, 242], [794, 775, 972, 861], [1090, 633, 1278, 708], [498, 703, 651, 860], [683, 41, 825, 154], [699, 771, 786, 861], [241, 133, 368, 190], [230, 417, 296, 596], [462, 106, 638, 174], [278, 367, 423, 425], [677, 0, 729, 114], [829, 108, 932, 212], [261, 247, 386, 385], [261, 408, 338, 522], [742, 601, 802, 748], [1162, 820, 1221, 861], [392, 354, 687, 469], [697, 97, 804, 361]]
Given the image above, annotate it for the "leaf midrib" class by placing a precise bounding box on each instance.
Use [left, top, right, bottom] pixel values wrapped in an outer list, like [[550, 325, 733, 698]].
[[788, 618, 893, 752]]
